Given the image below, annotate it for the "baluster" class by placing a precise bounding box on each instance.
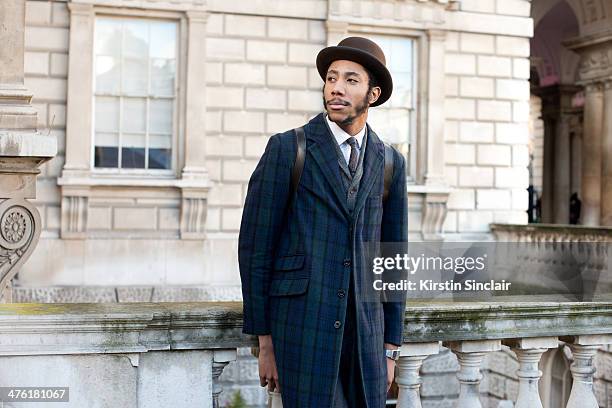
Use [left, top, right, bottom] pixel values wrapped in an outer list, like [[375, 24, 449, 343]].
[[563, 335, 612, 408], [212, 349, 237, 408], [566, 344, 599, 408], [445, 340, 501, 408], [268, 390, 283, 408], [504, 337, 559, 408], [396, 342, 440, 408]]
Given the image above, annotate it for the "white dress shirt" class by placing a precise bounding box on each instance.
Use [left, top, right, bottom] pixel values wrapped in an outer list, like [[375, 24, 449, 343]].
[[325, 114, 367, 165]]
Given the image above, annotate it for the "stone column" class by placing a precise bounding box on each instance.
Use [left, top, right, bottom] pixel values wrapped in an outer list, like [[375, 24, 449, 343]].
[[180, 10, 212, 240], [565, 34, 612, 226], [580, 83, 604, 226], [535, 85, 581, 224], [0, 0, 57, 301], [601, 80, 612, 226]]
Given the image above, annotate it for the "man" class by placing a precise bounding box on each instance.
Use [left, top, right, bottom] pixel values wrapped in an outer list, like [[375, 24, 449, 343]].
[[239, 37, 408, 408]]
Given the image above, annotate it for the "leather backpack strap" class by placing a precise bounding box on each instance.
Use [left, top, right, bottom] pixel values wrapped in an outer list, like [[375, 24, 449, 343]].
[[289, 126, 306, 207], [383, 143, 394, 204]]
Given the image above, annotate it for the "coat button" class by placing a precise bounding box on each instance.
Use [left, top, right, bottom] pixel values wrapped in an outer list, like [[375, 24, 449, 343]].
[[343, 259, 351, 267], [334, 320, 342, 329], [337, 289, 345, 298]]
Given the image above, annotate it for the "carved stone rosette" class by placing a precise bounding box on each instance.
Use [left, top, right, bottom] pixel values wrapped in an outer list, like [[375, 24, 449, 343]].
[[0, 198, 41, 302]]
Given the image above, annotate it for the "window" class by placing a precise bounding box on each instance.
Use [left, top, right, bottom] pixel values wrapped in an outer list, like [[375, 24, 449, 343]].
[[93, 17, 177, 171], [365, 35, 417, 181]]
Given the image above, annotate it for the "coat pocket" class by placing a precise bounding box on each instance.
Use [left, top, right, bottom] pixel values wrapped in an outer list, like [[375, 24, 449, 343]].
[[274, 254, 305, 271], [268, 277, 309, 296]]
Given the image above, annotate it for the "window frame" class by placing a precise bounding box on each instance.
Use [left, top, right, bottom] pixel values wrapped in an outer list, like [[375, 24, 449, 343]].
[[361, 33, 419, 184], [91, 13, 182, 177], [60, 1, 210, 240]]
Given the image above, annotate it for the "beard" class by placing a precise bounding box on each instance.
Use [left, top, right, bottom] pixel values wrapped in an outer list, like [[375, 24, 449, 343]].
[[323, 91, 370, 126]]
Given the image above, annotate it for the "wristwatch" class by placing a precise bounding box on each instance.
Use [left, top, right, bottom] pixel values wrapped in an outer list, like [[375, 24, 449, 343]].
[[385, 349, 400, 361]]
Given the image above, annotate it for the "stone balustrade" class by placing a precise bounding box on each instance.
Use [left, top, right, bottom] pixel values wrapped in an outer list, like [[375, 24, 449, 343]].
[[0, 302, 256, 407], [396, 299, 612, 408], [0, 298, 610, 407]]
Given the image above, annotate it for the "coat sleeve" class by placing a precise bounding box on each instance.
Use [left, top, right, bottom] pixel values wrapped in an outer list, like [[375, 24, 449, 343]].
[[380, 150, 408, 346], [238, 134, 292, 335]]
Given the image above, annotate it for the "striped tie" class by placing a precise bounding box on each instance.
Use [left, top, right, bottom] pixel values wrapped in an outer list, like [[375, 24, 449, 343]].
[[346, 137, 359, 177]]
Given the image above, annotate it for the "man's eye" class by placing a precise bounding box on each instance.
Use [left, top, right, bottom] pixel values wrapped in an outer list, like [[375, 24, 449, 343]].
[[348, 78, 358, 83], [327, 76, 336, 81]]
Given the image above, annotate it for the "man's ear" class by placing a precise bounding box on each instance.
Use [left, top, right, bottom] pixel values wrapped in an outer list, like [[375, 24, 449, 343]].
[[369, 86, 381, 105]]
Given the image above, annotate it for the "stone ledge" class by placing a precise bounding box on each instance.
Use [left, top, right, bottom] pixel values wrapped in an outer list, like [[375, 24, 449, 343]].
[[403, 296, 612, 343], [0, 301, 255, 355]]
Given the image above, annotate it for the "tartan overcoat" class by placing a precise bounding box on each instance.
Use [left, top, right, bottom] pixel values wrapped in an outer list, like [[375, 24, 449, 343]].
[[238, 112, 408, 408]]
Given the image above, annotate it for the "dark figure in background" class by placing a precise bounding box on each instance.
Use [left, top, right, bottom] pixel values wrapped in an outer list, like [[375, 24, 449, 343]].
[[569, 192, 581, 225]]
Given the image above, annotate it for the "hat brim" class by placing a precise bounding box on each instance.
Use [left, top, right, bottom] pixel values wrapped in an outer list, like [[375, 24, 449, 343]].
[[316, 45, 393, 107]]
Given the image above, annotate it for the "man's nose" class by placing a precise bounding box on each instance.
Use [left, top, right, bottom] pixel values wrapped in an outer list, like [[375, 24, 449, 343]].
[[331, 80, 345, 95]]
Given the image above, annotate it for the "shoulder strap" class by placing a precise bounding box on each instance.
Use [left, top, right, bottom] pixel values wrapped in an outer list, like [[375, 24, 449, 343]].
[[289, 127, 306, 206], [383, 143, 394, 203]]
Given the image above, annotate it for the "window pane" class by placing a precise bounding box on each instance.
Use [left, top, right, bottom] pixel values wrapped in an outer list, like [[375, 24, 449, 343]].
[[390, 72, 413, 108], [95, 97, 119, 132], [94, 144, 119, 168], [95, 56, 121, 94], [121, 148, 146, 168], [123, 20, 149, 59], [150, 22, 177, 59], [95, 19, 122, 57], [149, 99, 173, 134], [123, 133, 146, 148], [95, 132, 119, 147], [149, 149, 171, 169], [122, 58, 148, 95], [369, 109, 409, 143], [148, 134, 171, 169], [122, 134, 146, 168], [151, 59, 175, 96], [122, 98, 147, 133], [94, 132, 119, 168], [390, 39, 412, 72]]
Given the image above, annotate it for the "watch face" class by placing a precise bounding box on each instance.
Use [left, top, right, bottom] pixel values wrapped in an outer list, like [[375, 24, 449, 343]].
[[386, 349, 400, 360]]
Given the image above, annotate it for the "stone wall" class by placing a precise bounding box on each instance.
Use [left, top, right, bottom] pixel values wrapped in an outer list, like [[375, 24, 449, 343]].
[[442, 0, 531, 238], [203, 12, 326, 232], [24, 0, 68, 237]]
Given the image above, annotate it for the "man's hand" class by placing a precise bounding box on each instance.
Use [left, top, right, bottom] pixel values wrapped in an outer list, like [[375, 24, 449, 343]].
[[258, 335, 281, 393], [384, 343, 398, 393]]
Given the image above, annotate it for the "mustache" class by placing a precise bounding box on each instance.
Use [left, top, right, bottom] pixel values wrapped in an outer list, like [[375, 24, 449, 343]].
[[325, 99, 350, 106]]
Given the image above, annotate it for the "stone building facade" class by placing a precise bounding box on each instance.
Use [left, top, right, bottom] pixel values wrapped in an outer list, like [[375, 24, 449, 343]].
[[14, 0, 612, 406]]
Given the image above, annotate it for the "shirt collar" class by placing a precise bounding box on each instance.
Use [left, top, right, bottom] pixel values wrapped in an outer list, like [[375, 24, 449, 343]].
[[325, 114, 366, 149]]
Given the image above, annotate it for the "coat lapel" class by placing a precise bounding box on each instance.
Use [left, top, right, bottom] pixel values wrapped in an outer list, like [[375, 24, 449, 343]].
[[305, 113, 351, 219], [304, 113, 385, 221], [353, 123, 384, 217]]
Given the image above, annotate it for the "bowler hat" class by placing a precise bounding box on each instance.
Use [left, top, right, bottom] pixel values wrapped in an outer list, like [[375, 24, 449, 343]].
[[316, 36, 393, 107]]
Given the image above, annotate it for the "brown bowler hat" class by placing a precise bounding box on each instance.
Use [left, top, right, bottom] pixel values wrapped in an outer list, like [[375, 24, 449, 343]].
[[316, 36, 393, 107]]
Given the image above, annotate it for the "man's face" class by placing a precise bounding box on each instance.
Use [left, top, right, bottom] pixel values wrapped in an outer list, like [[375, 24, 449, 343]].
[[323, 60, 380, 127]]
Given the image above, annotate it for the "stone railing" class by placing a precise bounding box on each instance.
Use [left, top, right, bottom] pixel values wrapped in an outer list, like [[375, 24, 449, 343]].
[[490, 223, 612, 300], [397, 299, 612, 408], [0, 302, 256, 408], [0, 299, 610, 407]]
